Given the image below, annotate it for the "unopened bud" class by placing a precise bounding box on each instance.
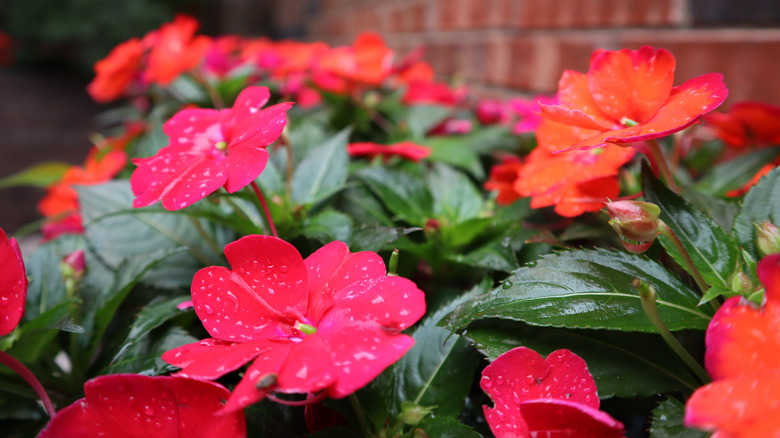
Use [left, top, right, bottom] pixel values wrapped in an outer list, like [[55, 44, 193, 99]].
[[60, 250, 86, 281], [400, 402, 434, 426], [756, 221, 780, 257], [730, 271, 753, 294], [605, 201, 661, 254]]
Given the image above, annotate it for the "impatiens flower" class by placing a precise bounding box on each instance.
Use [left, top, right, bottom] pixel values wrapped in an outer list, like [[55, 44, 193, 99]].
[[484, 156, 524, 205], [86, 37, 146, 103], [163, 235, 425, 412], [131, 86, 292, 210], [538, 46, 728, 152], [704, 101, 780, 148], [481, 346, 624, 438], [38, 374, 246, 438], [316, 32, 394, 88], [725, 161, 778, 197], [143, 15, 211, 86], [685, 254, 780, 437], [510, 94, 557, 134], [476, 99, 513, 126], [347, 141, 431, 162], [512, 132, 636, 216], [0, 227, 27, 336], [402, 80, 466, 106]]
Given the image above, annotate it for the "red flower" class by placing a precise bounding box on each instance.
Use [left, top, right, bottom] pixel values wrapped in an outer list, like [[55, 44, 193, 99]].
[[481, 346, 624, 438], [538, 46, 727, 151], [402, 81, 466, 106], [316, 32, 394, 89], [38, 374, 245, 438], [87, 37, 146, 103], [143, 15, 211, 86], [484, 157, 524, 205], [704, 101, 780, 148], [513, 131, 636, 217], [685, 254, 780, 437], [347, 141, 431, 162], [130, 86, 292, 210], [0, 228, 27, 336], [725, 161, 778, 197], [163, 235, 425, 412]]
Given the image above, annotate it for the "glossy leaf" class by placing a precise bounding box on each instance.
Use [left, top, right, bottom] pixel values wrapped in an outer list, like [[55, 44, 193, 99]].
[[643, 163, 740, 290], [406, 105, 452, 139], [734, 166, 780, 259], [680, 189, 738, 233], [302, 210, 352, 243], [446, 248, 712, 333], [349, 225, 421, 253], [465, 320, 699, 397], [426, 163, 483, 224], [112, 295, 190, 364], [427, 136, 485, 179], [357, 165, 432, 226], [649, 398, 708, 438], [694, 146, 780, 197], [418, 416, 483, 438], [291, 128, 350, 205]]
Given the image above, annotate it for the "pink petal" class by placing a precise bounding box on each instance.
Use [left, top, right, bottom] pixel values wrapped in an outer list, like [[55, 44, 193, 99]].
[[276, 335, 336, 394], [222, 235, 309, 317], [318, 322, 415, 398], [0, 230, 27, 336], [520, 398, 625, 438], [163, 338, 269, 380], [227, 102, 292, 149], [192, 266, 290, 342], [225, 86, 271, 128], [160, 377, 246, 437], [160, 155, 228, 210], [588, 46, 676, 124], [304, 241, 387, 322], [223, 144, 269, 193], [330, 276, 426, 330], [163, 108, 222, 149], [221, 341, 294, 413]]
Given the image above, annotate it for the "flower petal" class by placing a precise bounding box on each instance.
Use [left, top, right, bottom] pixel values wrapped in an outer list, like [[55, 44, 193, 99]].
[[555, 70, 615, 128], [588, 46, 676, 123], [160, 377, 246, 437], [163, 338, 269, 380], [224, 144, 269, 193], [276, 335, 336, 394], [163, 108, 222, 149], [221, 341, 294, 413], [330, 276, 426, 330], [0, 229, 26, 336], [520, 398, 625, 438], [227, 102, 292, 149], [319, 322, 415, 398]]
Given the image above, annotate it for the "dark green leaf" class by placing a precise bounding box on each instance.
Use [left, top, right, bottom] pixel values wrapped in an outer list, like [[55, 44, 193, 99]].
[[22, 235, 82, 321], [104, 326, 197, 375], [447, 234, 518, 273], [680, 189, 739, 233], [643, 163, 740, 290], [357, 165, 432, 226], [734, 166, 780, 259], [427, 137, 485, 179], [112, 295, 190, 363], [418, 417, 483, 438], [349, 225, 421, 253], [446, 248, 712, 333], [302, 210, 352, 243], [650, 398, 708, 438], [406, 105, 452, 139], [427, 163, 483, 224], [466, 320, 699, 397], [694, 146, 780, 196], [291, 128, 350, 205]]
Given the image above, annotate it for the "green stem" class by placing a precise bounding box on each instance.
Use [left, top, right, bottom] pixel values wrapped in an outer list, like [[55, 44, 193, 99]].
[[250, 181, 278, 238], [0, 350, 56, 418], [633, 279, 711, 384], [640, 139, 681, 194], [388, 249, 400, 276], [349, 393, 371, 436]]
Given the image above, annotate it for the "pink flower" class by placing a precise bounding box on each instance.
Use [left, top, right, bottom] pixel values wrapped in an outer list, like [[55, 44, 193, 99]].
[[481, 346, 624, 438], [0, 227, 27, 336], [510, 94, 557, 134], [38, 374, 246, 438], [131, 86, 292, 210], [347, 141, 431, 162], [163, 235, 426, 413]]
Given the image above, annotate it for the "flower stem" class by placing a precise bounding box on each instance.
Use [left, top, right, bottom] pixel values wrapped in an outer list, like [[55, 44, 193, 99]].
[[388, 249, 400, 276], [250, 181, 278, 238], [0, 350, 56, 418], [637, 139, 681, 193], [633, 278, 711, 385], [657, 221, 711, 295], [349, 393, 371, 436]]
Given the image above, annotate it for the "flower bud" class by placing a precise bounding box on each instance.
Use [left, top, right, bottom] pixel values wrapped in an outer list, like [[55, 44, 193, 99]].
[[400, 401, 434, 426], [605, 200, 661, 254], [756, 221, 780, 257], [730, 271, 753, 294], [60, 250, 85, 282]]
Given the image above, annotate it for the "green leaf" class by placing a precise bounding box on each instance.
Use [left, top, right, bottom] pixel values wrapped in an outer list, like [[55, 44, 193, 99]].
[[349, 225, 421, 252], [694, 146, 780, 196], [0, 161, 70, 188], [406, 105, 452, 139], [104, 326, 197, 375], [427, 137, 485, 180], [301, 210, 352, 243], [466, 319, 700, 397], [291, 128, 350, 205], [357, 165, 432, 226], [650, 398, 708, 438], [427, 163, 483, 224], [418, 417, 483, 438], [446, 248, 712, 333], [680, 189, 739, 233], [168, 75, 208, 103], [643, 163, 740, 290], [734, 166, 780, 259], [22, 235, 82, 321], [4, 301, 73, 362], [112, 295, 190, 363], [447, 235, 518, 273]]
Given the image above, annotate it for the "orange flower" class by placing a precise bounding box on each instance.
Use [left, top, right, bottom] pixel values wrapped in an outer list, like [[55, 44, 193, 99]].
[[538, 46, 728, 152], [86, 37, 146, 103], [685, 254, 780, 437], [314, 33, 394, 93], [725, 161, 779, 197], [484, 157, 524, 205], [143, 15, 210, 86], [704, 101, 780, 148]]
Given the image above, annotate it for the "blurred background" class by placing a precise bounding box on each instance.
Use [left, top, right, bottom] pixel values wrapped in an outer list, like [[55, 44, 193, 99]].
[[2, 0, 780, 232]]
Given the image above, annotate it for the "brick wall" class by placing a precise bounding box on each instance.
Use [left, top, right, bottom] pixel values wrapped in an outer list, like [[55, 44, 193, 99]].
[[266, 0, 780, 104]]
